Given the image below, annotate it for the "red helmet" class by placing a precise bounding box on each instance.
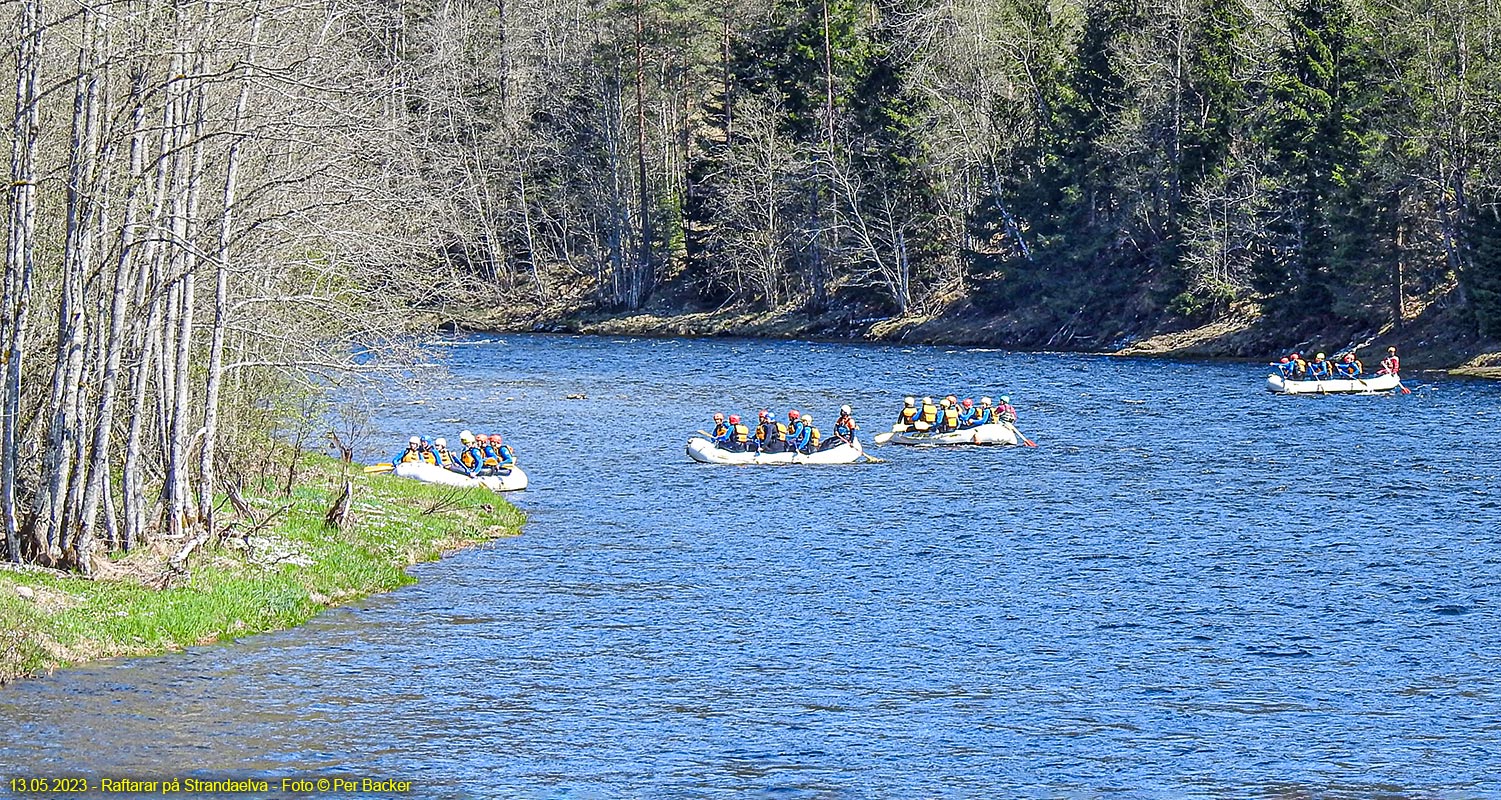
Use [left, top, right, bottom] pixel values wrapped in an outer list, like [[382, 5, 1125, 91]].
[[945, 395, 957, 404], [758, 409, 770, 419], [490, 434, 503, 444], [1290, 352, 1300, 359], [1343, 353, 1355, 361], [962, 398, 974, 408], [728, 414, 740, 424], [473, 434, 487, 443], [1279, 357, 1289, 363], [788, 410, 800, 420], [712, 412, 724, 421]]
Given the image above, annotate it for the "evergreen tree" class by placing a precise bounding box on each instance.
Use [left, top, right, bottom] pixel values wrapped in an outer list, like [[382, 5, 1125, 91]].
[[1252, 0, 1376, 319]]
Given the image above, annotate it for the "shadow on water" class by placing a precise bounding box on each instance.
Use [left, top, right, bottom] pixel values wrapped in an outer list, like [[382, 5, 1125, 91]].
[[1, 334, 1498, 798]]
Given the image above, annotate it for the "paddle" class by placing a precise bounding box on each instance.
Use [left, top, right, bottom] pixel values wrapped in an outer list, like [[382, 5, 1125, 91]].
[[363, 462, 394, 473], [873, 431, 895, 445], [1006, 422, 1037, 448]]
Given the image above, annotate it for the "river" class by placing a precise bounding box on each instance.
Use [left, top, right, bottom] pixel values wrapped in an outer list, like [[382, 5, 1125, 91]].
[[3, 334, 1499, 798]]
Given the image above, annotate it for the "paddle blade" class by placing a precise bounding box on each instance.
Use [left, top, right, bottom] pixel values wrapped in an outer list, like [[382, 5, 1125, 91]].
[[363, 462, 394, 473], [873, 432, 894, 445]]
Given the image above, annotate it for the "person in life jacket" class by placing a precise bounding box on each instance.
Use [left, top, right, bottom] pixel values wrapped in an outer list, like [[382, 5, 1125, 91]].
[[1379, 346, 1400, 376], [1288, 352, 1308, 379], [995, 396, 1017, 424], [433, 437, 455, 468], [1273, 356, 1296, 379], [918, 397, 938, 427], [975, 397, 995, 425], [936, 398, 960, 433], [833, 405, 858, 442], [786, 410, 806, 448], [796, 414, 821, 454], [721, 414, 751, 452], [957, 398, 977, 428], [490, 434, 516, 472], [895, 397, 918, 431], [1333, 352, 1363, 379], [710, 412, 729, 444], [452, 430, 486, 477], [392, 435, 423, 465], [755, 410, 788, 453], [418, 437, 438, 465], [1307, 352, 1333, 381], [470, 434, 497, 475]]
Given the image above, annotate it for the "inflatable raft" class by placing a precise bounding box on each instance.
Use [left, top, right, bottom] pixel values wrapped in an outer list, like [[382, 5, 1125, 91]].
[[878, 422, 1018, 446], [685, 436, 867, 465], [1266, 373, 1402, 395], [394, 459, 528, 492]]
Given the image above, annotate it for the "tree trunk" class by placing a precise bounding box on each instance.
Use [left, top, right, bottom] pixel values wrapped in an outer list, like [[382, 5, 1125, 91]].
[[2, 0, 44, 563]]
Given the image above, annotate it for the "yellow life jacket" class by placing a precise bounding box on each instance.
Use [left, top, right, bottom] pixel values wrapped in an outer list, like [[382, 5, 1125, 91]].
[[898, 407, 917, 424], [806, 426, 821, 450], [436, 448, 454, 467], [713, 422, 729, 438], [420, 451, 437, 465], [459, 447, 481, 469], [731, 423, 750, 444], [756, 421, 787, 442], [943, 406, 959, 427], [398, 449, 422, 463], [920, 402, 938, 424]]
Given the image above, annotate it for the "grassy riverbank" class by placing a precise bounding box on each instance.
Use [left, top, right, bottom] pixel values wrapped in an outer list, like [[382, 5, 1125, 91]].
[[0, 453, 524, 684]]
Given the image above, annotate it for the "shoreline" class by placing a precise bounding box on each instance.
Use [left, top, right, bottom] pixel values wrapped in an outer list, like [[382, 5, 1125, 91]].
[[0, 453, 525, 685], [448, 302, 1501, 379]]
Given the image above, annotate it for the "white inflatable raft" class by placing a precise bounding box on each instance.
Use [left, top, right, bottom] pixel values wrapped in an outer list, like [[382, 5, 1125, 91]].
[[394, 459, 528, 492], [879, 422, 1018, 446], [685, 436, 867, 465], [1266, 373, 1402, 395]]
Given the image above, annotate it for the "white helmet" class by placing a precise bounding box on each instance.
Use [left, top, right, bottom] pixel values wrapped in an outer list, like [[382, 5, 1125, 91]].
[[922, 396, 932, 404], [408, 435, 421, 445], [840, 405, 851, 414], [904, 396, 915, 406], [980, 396, 992, 405], [435, 437, 447, 447], [940, 398, 951, 407], [802, 414, 814, 423], [459, 429, 475, 443], [1000, 396, 1009, 404]]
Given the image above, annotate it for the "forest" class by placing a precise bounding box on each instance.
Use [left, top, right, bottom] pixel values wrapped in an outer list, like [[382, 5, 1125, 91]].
[[4, 0, 1501, 569]]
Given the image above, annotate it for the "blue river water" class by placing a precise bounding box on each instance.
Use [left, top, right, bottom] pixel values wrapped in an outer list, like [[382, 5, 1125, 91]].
[[2, 334, 1500, 798]]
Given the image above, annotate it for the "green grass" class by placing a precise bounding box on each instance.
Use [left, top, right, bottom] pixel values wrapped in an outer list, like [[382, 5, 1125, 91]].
[[0, 453, 525, 683]]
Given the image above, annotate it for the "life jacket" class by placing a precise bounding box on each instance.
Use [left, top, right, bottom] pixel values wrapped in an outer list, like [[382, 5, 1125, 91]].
[[1309, 360, 1331, 379], [835, 415, 855, 437], [976, 408, 993, 425], [419, 450, 437, 465], [757, 420, 786, 442], [497, 444, 515, 466], [481, 444, 499, 466], [459, 446, 483, 470], [398, 448, 422, 464], [942, 406, 959, 428], [1382, 355, 1399, 374], [806, 426, 821, 450], [731, 423, 750, 444], [919, 402, 937, 424], [897, 407, 917, 424], [1334, 361, 1356, 378], [712, 422, 729, 438], [436, 448, 454, 467], [1291, 358, 1307, 377], [997, 404, 1017, 422]]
